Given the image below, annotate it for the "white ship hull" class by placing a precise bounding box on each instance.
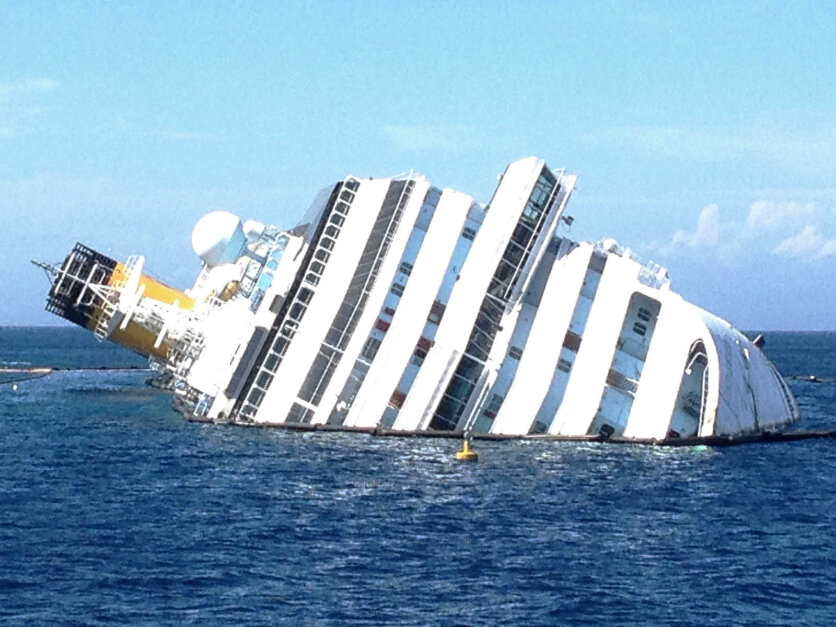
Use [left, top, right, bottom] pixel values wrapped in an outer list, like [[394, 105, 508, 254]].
[[37, 157, 800, 441]]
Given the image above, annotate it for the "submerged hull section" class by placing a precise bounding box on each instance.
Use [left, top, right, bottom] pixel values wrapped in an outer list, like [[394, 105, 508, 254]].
[[36, 158, 800, 439]]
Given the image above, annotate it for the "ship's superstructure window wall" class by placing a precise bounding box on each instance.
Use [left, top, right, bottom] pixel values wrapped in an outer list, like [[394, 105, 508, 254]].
[[236, 179, 358, 420], [245, 234, 290, 312], [285, 180, 418, 423], [470, 239, 560, 433], [152, 224, 305, 420], [325, 187, 442, 425], [378, 209, 483, 429], [532, 251, 607, 434], [588, 293, 661, 437], [429, 168, 560, 431]]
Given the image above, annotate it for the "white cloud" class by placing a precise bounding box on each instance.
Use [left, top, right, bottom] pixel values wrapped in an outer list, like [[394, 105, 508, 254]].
[[772, 225, 836, 259], [651, 198, 835, 265], [669, 203, 720, 248], [745, 200, 819, 231]]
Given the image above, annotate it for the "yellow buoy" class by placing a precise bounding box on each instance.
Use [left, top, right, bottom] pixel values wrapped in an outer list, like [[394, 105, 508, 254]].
[[455, 438, 479, 462]]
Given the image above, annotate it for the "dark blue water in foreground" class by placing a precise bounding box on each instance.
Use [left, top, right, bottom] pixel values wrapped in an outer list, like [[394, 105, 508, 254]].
[[2, 327, 835, 625]]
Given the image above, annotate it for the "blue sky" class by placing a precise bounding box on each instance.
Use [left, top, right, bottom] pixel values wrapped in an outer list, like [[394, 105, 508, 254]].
[[1, 1, 834, 329]]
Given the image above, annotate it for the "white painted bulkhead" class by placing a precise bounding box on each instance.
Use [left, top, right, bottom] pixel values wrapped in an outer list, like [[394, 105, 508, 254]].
[[550, 250, 642, 435], [253, 180, 393, 423], [344, 189, 474, 428], [469, 298, 539, 433], [392, 157, 545, 431], [185, 300, 255, 400], [315, 193, 442, 426], [376, 206, 483, 429], [203, 234, 307, 419], [621, 295, 707, 439], [490, 242, 593, 435], [457, 176, 578, 434], [303, 178, 432, 425]]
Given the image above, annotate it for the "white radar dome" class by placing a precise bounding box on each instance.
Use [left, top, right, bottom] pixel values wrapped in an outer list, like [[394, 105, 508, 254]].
[[191, 211, 247, 267]]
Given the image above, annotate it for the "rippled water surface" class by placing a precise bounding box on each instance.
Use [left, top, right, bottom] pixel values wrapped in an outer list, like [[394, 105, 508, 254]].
[[2, 327, 835, 625]]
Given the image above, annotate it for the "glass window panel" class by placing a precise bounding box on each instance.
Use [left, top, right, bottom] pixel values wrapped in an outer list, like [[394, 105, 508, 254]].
[[325, 225, 340, 238], [256, 372, 273, 389], [297, 287, 314, 304]]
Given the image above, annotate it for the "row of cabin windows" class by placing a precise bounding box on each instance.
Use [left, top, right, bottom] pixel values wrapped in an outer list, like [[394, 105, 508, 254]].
[[350, 191, 442, 378], [363, 261, 436, 360], [285, 285, 315, 328], [243, 179, 359, 414], [492, 251, 603, 422], [293, 180, 413, 407], [413, 172, 558, 429], [356, 252, 431, 367], [370, 196, 463, 359], [361, 330, 431, 370], [591, 297, 663, 434], [364, 327, 431, 365], [305, 182, 357, 287]]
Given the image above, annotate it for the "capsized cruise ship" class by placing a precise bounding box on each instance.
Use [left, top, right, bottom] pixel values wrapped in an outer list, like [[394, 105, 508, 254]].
[[35, 157, 800, 440]]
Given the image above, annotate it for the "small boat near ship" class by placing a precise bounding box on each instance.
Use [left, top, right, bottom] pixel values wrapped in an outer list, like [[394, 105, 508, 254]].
[[34, 157, 800, 441]]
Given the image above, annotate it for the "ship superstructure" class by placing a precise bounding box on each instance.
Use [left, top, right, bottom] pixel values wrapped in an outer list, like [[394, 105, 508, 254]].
[[35, 157, 800, 439]]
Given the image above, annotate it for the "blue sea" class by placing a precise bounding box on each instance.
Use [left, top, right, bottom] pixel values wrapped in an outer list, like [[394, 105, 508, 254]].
[[2, 326, 835, 625]]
